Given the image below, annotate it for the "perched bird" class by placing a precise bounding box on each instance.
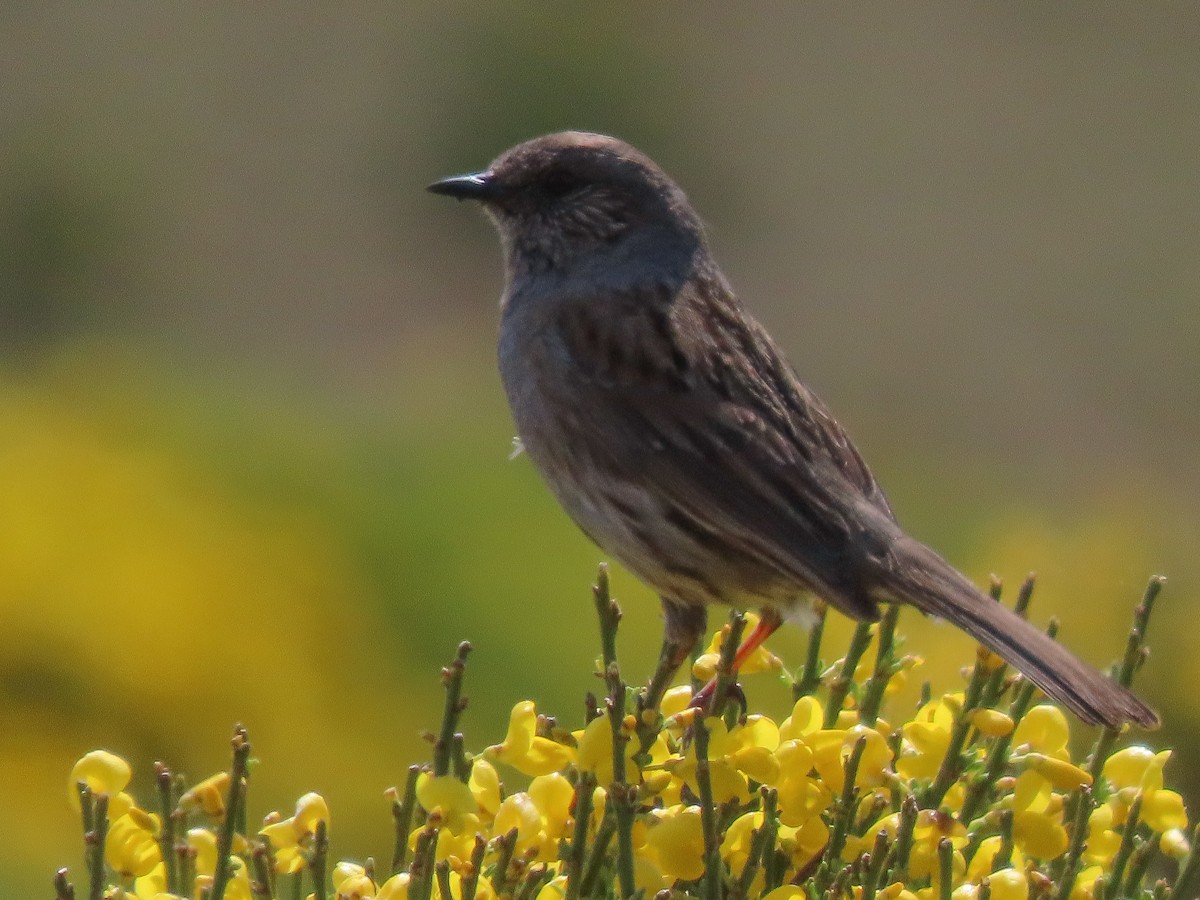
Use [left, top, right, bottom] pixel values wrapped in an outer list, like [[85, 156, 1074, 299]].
[[428, 131, 1157, 729]]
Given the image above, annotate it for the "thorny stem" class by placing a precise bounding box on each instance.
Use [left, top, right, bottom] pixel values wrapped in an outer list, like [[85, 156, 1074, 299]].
[[888, 795, 919, 886], [564, 771, 597, 900], [433, 642, 472, 778], [1102, 796, 1142, 900], [1087, 577, 1163, 789], [1171, 822, 1200, 899], [712, 610, 747, 721], [824, 620, 874, 728], [86, 792, 108, 900], [54, 868, 75, 900], [817, 734, 868, 894], [409, 823, 439, 900], [155, 762, 179, 895], [793, 601, 828, 699], [209, 726, 251, 900], [860, 828, 890, 900], [490, 828, 520, 898], [857, 604, 902, 727], [693, 717, 724, 900], [1053, 786, 1094, 900], [578, 816, 616, 898], [595, 565, 638, 900], [937, 838, 954, 900], [310, 819, 329, 900], [250, 841, 274, 899], [460, 835, 487, 900], [435, 861, 454, 900], [593, 564, 620, 670], [390, 766, 421, 874]]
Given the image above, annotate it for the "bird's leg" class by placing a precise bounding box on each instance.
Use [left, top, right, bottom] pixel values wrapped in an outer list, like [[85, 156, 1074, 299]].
[[640, 600, 707, 717], [690, 606, 784, 712]]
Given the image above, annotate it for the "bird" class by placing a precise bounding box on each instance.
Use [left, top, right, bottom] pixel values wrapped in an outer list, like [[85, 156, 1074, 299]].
[[427, 131, 1157, 729]]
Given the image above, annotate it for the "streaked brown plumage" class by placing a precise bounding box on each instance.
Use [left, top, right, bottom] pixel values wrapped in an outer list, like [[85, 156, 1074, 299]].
[[429, 131, 1157, 729]]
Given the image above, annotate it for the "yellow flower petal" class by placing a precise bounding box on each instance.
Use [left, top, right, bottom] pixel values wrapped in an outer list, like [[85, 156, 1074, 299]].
[[69, 750, 132, 812], [1102, 746, 1155, 790], [470, 759, 502, 816], [971, 708, 1015, 738], [1012, 705, 1070, 759], [645, 806, 705, 881]]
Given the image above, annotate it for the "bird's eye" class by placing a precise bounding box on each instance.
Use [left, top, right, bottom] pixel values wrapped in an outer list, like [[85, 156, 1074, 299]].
[[540, 172, 580, 200]]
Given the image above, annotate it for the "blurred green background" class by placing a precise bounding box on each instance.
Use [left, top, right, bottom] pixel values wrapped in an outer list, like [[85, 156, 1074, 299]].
[[2, 6, 1198, 895]]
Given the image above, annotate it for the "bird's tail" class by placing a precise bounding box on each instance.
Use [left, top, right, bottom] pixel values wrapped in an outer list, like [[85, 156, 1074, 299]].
[[877, 535, 1158, 729]]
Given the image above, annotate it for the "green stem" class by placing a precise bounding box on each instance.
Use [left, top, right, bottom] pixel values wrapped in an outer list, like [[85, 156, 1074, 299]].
[[1053, 786, 1093, 900], [53, 868, 76, 900], [712, 610, 747, 721], [937, 838, 953, 900], [86, 793, 108, 900], [857, 605, 901, 727], [824, 621, 874, 728], [250, 841, 274, 899], [578, 817, 616, 898], [210, 726, 251, 900], [390, 766, 421, 875], [1102, 796, 1141, 900], [154, 763, 179, 896], [693, 716, 724, 900], [433, 643, 472, 777], [1171, 823, 1200, 900], [564, 772, 596, 900], [310, 819, 328, 900], [793, 602, 827, 700], [460, 835, 487, 900]]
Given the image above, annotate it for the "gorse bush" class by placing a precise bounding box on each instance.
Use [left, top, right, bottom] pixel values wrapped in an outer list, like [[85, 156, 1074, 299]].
[[60, 571, 1195, 900]]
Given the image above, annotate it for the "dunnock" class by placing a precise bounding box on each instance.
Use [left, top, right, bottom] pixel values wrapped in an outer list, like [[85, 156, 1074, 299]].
[[429, 131, 1156, 728]]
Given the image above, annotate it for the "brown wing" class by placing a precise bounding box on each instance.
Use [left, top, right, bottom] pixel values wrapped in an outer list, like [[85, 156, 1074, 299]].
[[547, 273, 899, 621]]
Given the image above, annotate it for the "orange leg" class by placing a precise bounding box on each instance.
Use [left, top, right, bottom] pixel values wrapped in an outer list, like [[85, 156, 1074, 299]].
[[690, 607, 784, 712]]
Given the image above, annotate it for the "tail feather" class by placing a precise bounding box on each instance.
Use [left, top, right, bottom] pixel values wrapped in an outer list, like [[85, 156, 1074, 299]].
[[879, 536, 1158, 729]]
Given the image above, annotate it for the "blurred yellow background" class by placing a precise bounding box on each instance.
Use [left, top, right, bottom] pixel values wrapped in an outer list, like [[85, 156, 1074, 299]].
[[2, 6, 1197, 895]]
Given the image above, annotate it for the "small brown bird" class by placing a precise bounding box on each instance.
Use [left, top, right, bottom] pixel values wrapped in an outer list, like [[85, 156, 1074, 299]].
[[429, 131, 1157, 729]]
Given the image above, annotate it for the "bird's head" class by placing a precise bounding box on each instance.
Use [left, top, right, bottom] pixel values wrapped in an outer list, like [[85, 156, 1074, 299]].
[[429, 131, 702, 276]]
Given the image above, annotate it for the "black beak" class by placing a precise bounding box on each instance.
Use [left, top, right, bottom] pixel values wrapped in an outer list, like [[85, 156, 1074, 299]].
[[427, 171, 496, 201]]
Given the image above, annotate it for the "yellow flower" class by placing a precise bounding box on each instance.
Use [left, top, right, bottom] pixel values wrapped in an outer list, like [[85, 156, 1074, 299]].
[[966, 836, 1026, 882], [772, 740, 832, 828], [106, 806, 162, 878], [1022, 754, 1092, 792], [333, 861, 377, 899], [778, 696, 824, 742], [897, 695, 958, 780], [644, 805, 705, 881], [661, 685, 695, 718], [907, 810, 967, 882], [951, 867, 1027, 900], [417, 774, 477, 829], [811, 725, 893, 794], [575, 713, 639, 786], [1011, 705, 1070, 760], [529, 772, 575, 840], [179, 772, 230, 818], [260, 792, 329, 874], [971, 708, 1015, 738], [1011, 771, 1068, 858], [693, 612, 784, 680], [1104, 747, 1188, 833], [193, 856, 252, 900], [667, 715, 783, 806], [470, 758, 502, 816], [69, 749, 135, 819], [486, 701, 576, 777], [1162, 827, 1191, 860]]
